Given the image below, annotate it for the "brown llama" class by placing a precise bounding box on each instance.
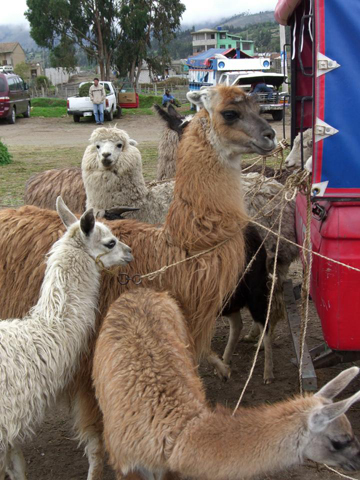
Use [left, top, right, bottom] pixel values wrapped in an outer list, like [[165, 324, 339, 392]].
[[93, 288, 360, 480], [0, 85, 275, 479]]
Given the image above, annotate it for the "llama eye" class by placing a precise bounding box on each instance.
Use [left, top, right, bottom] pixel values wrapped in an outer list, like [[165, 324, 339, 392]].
[[104, 240, 116, 249], [117, 143, 123, 149], [96, 145, 100, 149], [222, 111, 240, 121], [331, 439, 351, 451]]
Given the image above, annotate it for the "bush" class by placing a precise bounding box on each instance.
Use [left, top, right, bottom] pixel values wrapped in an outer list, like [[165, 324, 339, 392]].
[[0, 140, 12, 165], [35, 75, 52, 89], [79, 82, 93, 97]]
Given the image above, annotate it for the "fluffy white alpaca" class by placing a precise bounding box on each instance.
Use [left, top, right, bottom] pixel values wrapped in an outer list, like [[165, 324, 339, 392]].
[[82, 127, 174, 223], [0, 197, 133, 480]]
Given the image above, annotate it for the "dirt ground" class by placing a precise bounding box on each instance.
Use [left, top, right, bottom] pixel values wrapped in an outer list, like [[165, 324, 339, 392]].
[[1, 115, 360, 480], [0, 112, 289, 148]]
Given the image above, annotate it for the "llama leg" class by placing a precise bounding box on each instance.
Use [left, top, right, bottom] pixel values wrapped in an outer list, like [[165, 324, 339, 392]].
[[207, 351, 231, 381], [70, 381, 105, 480], [257, 325, 274, 385], [222, 311, 243, 365], [5, 445, 27, 480], [243, 322, 260, 343]]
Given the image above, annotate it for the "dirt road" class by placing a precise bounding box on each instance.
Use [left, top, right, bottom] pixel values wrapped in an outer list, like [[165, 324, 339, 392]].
[[0, 113, 290, 148]]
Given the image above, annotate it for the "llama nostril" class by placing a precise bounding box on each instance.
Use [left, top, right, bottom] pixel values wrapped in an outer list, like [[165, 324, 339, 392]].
[[102, 152, 111, 159], [263, 129, 275, 141]]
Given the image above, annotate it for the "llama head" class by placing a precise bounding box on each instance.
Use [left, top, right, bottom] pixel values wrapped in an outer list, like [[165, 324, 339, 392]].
[[89, 126, 140, 173], [303, 367, 360, 471], [187, 85, 276, 160], [154, 104, 192, 138], [285, 128, 313, 168], [56, 196, 133, 268]]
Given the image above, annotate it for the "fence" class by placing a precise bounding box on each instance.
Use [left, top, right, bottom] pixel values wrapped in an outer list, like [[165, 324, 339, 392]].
[[29, 83, 191, 104]]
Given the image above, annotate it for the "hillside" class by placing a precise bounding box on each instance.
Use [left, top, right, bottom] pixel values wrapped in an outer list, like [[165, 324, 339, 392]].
[[0, 24, 39, 51], [219, 11, 275, 29]]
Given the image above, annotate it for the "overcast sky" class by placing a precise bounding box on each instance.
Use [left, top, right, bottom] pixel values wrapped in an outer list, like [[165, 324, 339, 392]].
[[1, 0, 278, 27]]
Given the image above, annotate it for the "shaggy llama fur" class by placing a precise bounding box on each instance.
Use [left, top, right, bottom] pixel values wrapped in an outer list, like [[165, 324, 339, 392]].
[[0, 85, 276, 478], [93, 289, 360, 480], [0, 198, 132, 479], [82, 127, 174, 223], [24, 167, 85, 212]]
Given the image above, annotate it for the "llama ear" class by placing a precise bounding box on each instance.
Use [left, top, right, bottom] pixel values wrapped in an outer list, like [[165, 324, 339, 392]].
[[80, 208, 95, 237], [129, 139, 138, 147], [309, 391, 360, 433], [56, 196, 78, 229], [315, 367, 359, 400], [186, 90, 207, 106]]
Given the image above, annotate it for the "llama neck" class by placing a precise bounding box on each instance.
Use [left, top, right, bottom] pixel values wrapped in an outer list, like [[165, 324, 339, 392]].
[[32, 241, 100, 332], [170, 397, 315, 480], [165, 112, 248, 251]]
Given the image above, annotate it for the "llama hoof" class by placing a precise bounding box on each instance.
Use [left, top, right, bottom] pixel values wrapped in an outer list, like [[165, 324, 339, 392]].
[[264, 376, 275, 385], [214, 363, 231, 382], [242, 334, 258, 343]]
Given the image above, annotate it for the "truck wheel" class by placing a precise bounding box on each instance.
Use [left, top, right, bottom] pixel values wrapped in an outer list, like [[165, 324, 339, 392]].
[[272, 110, 283, 121], [8, 107, 16, 124], [107, 109, 114, 122], [73, 115, 80, 123]]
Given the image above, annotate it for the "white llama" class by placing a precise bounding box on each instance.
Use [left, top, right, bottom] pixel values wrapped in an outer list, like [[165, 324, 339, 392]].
[[0, 197, 133, 480]]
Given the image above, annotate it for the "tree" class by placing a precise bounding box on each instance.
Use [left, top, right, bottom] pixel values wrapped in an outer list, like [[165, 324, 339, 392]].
[[25, 0, 120, 80], [26, 0, 185, 83], [114, 0, 185, 87], [14, 62, 31, 81]]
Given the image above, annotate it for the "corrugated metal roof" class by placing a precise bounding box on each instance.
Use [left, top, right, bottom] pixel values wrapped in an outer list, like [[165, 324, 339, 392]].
[[0, 42, 20, 53], [275, 0, 302, 25]]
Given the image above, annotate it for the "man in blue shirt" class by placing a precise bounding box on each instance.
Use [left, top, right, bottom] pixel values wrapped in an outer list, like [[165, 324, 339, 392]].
[[162, 89, 180, 108]]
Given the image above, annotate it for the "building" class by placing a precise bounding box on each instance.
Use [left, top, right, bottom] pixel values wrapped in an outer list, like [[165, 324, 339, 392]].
[[191, 28, 254, 57], [0, 42, 26, 68]]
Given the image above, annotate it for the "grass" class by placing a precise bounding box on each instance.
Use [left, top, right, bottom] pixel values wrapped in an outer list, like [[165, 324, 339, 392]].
[[0, 143, 159, 207], [29, 96, 192, 118]]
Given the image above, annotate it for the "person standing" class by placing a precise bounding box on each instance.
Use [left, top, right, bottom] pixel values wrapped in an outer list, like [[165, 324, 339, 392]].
[[89, 78, 106, 125]]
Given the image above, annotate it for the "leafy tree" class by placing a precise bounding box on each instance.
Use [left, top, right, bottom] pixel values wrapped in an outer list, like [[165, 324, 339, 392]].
[[114, 0, 185, 87], [25, 0, 119, 80], [14, 62, 31, 81], [49, 37, 78, 72], [26, 0, 185, 83]]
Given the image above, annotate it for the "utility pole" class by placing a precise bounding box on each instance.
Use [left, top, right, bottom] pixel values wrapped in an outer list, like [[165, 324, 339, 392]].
[[279, 25, 289, 93]]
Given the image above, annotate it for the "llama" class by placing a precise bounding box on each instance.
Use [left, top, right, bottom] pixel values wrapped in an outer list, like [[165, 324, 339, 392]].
[[0, 197, 133, 480], [82, 127, 174, 222], [285, 128, 313, 169], [93, 288, 360, 480], [154, 101, 298, 368], [154, 104, 191, 181], [0, 85, 276, 478], [23, 138, 138, 213]]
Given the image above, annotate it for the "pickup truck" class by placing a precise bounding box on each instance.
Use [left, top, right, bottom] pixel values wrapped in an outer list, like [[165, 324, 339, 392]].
[[219, 72, 289, 121], [67, 81, 120, 123]]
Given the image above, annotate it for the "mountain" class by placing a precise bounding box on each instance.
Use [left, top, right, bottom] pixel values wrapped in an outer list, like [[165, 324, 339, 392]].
[[0, 24, 39, 51], [219, 11, 276, 29]]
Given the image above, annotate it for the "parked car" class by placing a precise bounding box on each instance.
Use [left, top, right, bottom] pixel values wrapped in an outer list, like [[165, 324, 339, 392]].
[[0, 72, 31, 124], [67, 81, 120, 123]]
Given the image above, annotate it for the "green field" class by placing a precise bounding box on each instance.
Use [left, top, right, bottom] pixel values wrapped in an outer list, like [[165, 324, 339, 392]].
[[30, 96, 190, 118], [0, 142, 159, 207]]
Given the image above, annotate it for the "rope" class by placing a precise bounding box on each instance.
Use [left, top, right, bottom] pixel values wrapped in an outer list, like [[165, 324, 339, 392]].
[[299, 175, 313, 394], [323, 464, 360, 480], [232, 190, 287, 414], [139, 238, 230, 281]]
